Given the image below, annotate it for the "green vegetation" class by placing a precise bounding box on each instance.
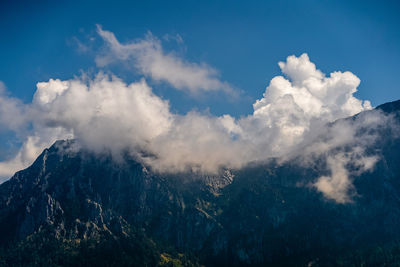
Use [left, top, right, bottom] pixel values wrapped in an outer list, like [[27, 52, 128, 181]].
[[0, 227, 200, 267]]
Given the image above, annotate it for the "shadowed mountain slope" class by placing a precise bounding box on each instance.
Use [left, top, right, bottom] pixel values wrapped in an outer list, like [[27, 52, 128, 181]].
[[0, 100, 400, 266]]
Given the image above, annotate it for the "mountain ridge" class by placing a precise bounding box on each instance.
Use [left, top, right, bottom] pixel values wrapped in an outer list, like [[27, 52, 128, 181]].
[[1, 99, 400, 266]]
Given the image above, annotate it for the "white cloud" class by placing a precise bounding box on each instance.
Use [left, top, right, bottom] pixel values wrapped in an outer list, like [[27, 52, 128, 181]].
[[238, 53, 372, 161], [0, 82, 30, 133], [303, 108, 395, 203], [314, 154, 356, 204], [95, 25, 235, 95], [0, 53, 391, 204]]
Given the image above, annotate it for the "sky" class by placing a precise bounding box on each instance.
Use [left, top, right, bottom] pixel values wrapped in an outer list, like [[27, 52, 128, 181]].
[[1, 0, 400, 113], [0, 0, 400, 202]]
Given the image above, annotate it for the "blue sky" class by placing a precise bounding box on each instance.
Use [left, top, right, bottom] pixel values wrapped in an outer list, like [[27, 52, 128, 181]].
[[1, 0, 400, 116], [0, 0, 400, 181]]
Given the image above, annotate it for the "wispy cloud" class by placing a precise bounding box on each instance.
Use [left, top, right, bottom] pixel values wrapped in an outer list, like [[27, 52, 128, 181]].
[[95, 25, 236, 95]]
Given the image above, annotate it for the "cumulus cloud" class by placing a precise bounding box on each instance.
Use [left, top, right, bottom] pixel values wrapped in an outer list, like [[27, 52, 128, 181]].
[[95, 25, 235, 95], [0, 53, 392, 204]]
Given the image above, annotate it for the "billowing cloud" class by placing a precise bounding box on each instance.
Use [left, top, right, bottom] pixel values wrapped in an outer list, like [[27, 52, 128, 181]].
[[95, 25, 235, 95], [0, 53, 391, 204]]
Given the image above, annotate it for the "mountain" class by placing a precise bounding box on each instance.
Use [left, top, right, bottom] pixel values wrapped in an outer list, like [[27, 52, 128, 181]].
[[1, 100, 400, 266]]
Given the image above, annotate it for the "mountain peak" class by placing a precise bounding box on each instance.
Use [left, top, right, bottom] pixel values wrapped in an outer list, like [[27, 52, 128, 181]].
[[1, 99, 400, 266]]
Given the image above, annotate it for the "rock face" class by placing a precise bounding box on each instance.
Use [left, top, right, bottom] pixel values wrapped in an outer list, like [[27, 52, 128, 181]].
[[1, 100, 400, 266]]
